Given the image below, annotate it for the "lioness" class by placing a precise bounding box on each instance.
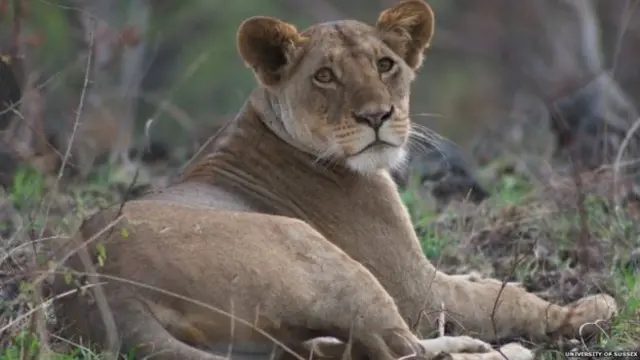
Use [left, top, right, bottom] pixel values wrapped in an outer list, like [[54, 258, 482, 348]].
[[51, 1, 616, 359]]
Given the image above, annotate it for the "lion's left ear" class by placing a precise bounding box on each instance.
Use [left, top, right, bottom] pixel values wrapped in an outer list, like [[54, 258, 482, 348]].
[[376, 0, 435, 70]]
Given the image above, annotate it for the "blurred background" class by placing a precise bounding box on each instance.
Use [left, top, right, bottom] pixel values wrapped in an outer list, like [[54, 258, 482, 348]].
[[1, 0, 640, 182], [2, 2, 640, 353]]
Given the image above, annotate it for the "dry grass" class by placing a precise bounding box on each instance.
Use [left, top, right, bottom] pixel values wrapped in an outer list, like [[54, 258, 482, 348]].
[[404, 165, 640, 360]]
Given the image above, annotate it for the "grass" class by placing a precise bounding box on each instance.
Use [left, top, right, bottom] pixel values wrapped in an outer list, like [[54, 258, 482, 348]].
[[0, 331, 127, 360], [0, 160, 639, 359], [0, 162, 129, 359], [406, 170, 640, 358]]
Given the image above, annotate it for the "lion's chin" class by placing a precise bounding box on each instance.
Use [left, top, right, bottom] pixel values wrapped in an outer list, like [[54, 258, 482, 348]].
[[345, 146, 407, 175]]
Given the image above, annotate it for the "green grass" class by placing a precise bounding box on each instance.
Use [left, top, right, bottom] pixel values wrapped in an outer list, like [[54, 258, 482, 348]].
[[0, 331, 135, 360]]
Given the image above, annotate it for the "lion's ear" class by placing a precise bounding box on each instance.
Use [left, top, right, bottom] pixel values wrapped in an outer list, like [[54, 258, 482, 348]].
[[376, 0, 435, 70], [237, 16, 307, 87]]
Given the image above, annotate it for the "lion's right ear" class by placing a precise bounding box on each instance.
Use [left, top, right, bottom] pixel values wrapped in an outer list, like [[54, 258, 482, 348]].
[[237, 16, 307, 87]]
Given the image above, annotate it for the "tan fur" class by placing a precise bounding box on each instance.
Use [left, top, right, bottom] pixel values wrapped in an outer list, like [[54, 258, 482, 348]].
[[51, 1, 616, 359]]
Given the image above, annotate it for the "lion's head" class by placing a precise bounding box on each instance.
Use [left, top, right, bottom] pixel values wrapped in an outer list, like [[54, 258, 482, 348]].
[[237, 0, 434, 174]]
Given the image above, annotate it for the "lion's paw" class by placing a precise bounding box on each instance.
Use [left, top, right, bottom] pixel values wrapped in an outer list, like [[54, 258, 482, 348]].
[[303, 337, 345, 358], [492, 343, 534, 360], [432, 342, 533, 360], [420, 336, 492, 355], [567, 293, 618, 337]]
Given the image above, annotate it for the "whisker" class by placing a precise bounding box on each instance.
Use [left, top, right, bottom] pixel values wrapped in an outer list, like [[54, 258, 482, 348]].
[[409, 112, 446, 119], [393, 152, 411, 172], [313, 147, 333, 165], [407, 142, 446, 165], [410, 132, 443, 146], [407, 137, 435, 156], [313, 137, 343, 169], [408, 130, 441, 146], [407, 131, 451, 169], [411, 123, 446, 141], [410, 124, 467, 156]]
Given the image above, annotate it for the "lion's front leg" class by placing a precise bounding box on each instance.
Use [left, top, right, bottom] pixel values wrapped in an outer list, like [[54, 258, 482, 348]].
[[300, 336, 533, 360], [419, 336, 491, 354], [431, 273, 617, 343]]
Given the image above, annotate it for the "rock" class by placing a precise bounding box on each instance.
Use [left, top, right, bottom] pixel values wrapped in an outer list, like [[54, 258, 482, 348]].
[[400, 138, 490, 211]]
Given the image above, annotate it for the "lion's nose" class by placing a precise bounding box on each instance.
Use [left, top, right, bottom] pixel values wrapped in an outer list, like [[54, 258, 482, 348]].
[[352, 105, 394, 130]]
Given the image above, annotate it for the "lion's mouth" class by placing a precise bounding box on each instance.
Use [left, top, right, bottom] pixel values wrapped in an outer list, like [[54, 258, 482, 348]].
[[353, 140, 397, 156]]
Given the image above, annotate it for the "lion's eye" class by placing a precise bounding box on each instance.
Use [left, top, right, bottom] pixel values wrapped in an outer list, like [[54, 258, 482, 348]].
[[377, 57, 395, 73], [313, 67, 335, 84]]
